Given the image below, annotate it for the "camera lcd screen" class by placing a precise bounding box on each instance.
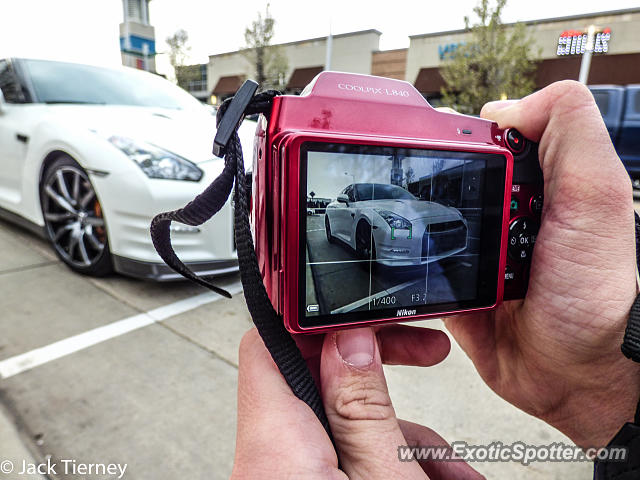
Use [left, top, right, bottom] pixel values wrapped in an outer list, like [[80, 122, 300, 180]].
[[299, 142, 507, 328]]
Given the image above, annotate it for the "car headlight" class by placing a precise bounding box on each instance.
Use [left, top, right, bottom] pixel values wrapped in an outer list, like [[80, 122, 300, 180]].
[[108, 135, 203, 181], [375, 209, 412, 230]]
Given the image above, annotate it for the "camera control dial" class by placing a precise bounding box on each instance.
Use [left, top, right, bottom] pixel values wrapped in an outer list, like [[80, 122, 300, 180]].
[[508, 217, 538, 261]]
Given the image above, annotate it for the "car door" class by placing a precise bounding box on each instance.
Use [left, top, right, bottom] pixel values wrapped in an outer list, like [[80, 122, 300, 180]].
[[0, 59, 33, 208]]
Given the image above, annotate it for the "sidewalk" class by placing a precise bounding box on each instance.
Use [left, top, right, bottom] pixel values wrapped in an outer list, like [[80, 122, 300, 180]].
[[0, 404, 46, 480]]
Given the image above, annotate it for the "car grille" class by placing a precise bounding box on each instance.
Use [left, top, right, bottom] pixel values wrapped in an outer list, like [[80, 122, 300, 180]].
[[422, 220, 467, 258]]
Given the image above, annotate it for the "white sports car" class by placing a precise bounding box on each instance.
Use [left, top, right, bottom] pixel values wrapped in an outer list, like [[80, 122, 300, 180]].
[[324, 183, 468, 267], [0, 58, 256, 280]]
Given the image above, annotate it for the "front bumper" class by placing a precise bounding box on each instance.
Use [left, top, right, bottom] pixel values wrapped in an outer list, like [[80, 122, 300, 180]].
[[374, 218, 468, 267], [112, 255, 239, 281], [92, 158, 236, 269]]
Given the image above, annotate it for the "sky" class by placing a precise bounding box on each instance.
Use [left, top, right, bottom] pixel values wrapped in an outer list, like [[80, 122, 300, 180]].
[[1, 0, 639, 77]]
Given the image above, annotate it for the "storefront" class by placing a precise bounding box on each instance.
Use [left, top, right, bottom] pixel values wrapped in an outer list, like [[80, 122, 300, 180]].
[[407, 8, 640, 99]]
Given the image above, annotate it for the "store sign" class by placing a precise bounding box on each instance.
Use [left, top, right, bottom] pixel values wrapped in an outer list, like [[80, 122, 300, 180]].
[[438, 43, 465, 60], [556, 28, 611, 56]]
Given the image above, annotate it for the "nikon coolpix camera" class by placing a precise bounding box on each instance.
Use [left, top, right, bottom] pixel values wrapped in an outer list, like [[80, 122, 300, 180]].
[[251, 72, 543, 333]]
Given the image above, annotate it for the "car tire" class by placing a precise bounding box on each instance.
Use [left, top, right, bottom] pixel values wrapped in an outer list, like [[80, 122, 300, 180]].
[[41, 155, 113, 276], [355, 221, 377, 271], [325, 215, 335, 244]]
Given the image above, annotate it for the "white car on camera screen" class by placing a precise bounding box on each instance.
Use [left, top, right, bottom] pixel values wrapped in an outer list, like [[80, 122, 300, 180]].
[[324, 183, 468, 266], [0, 58, 256, 279]]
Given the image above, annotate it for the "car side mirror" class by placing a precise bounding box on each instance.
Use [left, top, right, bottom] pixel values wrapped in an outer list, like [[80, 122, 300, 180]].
[[337, 194, 349, 205]]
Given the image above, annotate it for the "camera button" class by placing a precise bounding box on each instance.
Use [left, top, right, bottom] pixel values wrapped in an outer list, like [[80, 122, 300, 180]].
[[505, 265, 515, 282], [510, 196, 519, 213], [530, 194, 543, 215], [506, 129, 526, 154], [508, 217, 538, 261]]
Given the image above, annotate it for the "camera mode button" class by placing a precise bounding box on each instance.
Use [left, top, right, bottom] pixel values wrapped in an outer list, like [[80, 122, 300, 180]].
[[508, 217, 538, 261], [510, 196, 519, 213]]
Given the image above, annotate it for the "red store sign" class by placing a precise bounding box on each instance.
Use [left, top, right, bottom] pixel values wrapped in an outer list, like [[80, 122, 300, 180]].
[[557, 27, 611, 56]]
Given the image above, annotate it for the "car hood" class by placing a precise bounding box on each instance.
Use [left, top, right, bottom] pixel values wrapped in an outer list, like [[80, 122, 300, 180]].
[[359, 199, 461, 221], [47, 104, 257, 165]]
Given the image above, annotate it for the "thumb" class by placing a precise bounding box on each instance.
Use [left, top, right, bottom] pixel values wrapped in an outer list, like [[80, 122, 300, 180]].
[[320, 328, 426, 480]]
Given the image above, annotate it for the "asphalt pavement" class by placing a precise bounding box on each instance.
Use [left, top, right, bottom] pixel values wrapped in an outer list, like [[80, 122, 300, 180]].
[[0, 215, 594, 479], [306, 214, 479, 315]]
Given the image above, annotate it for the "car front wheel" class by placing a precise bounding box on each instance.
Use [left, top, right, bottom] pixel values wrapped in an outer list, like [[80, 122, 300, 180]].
[[41, 155, 112, 276], [325, 215, 335, 244], [355, 221, 377, 270]]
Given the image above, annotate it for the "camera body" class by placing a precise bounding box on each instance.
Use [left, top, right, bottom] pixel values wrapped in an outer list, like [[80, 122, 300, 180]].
[[251, 72, 542, 333]]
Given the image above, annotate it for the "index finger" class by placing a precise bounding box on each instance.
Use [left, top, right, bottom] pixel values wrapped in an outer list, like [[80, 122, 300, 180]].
[[480, 80, 603, 145], [480, 80, 632, 221]]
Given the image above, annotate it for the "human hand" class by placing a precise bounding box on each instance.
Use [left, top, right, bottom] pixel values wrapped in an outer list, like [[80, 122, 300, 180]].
[[231, 326, 483, 479], [444, 80, 640, 447]]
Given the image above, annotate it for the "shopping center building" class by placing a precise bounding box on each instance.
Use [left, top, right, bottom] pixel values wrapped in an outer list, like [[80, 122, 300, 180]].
[[206, 29, 381, 103], [408, 7, 640, 101], [193, 7, 640, 104]]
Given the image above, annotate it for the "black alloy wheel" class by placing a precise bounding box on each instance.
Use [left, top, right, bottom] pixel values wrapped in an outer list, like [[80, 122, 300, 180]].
[[41, 155, 112, 276]]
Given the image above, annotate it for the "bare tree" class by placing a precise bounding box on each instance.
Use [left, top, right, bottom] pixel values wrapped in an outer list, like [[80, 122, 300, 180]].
[[242, 4, 288, 90], [166, 29, 199, 88]]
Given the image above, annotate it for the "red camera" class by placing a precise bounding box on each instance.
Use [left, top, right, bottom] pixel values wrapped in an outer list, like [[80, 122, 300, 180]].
[[251, 72, 543, 333]]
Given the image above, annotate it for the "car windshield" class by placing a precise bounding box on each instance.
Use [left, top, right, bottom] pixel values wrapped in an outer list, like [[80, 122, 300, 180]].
[[354, 183, 416, 201], [23, 59, 203, 110]]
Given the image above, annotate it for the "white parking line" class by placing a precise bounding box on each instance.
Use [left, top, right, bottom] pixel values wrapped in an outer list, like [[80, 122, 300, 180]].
[[0, 281, 243, 380]]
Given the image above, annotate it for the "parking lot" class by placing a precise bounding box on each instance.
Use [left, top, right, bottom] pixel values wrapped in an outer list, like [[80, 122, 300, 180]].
[[0, 215, 596, 479], [305, 214, 480, 314]]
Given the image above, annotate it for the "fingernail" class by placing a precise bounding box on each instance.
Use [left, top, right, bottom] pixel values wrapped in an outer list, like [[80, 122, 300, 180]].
[[336, 328, 375, 368], [487, 99, 515, 109]]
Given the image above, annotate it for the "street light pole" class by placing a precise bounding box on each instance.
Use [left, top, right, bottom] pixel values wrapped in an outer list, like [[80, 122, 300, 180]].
[[579, 25, 597, 84], [344, 172, 355, 186], [325, 5, 333, 71], [325, 26, 333, 71]]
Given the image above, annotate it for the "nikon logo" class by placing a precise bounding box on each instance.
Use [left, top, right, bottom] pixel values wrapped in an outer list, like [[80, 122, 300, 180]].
[[396, 309, 417, 317]]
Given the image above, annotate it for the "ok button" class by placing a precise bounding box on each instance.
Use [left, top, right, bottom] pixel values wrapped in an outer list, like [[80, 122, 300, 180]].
[[508, 217, 538, 261]]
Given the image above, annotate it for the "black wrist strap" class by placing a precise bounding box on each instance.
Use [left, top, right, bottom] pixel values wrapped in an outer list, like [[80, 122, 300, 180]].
[[621, 212, 640, 365], [594, 212, 640, 478], [150, 85, 333, 442]]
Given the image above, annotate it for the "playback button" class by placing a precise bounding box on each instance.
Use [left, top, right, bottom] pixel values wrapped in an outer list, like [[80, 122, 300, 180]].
[[508, 217, 538, 261], [530, 194, 543, 215]]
